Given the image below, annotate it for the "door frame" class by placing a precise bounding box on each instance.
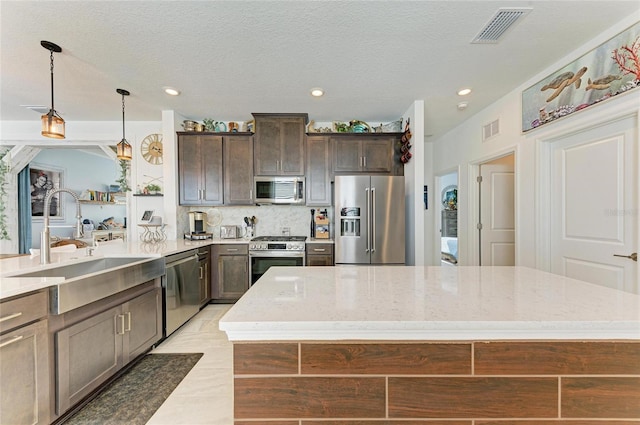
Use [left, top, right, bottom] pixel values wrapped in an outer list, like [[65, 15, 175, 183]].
[[534, 100, 640, 272], [434, 168, 460, 265], [468, 147, 519, 266]]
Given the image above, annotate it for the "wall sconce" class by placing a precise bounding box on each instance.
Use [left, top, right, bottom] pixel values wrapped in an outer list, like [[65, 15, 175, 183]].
[[40, 41, 65, 139], [116, 88, 132, 161]]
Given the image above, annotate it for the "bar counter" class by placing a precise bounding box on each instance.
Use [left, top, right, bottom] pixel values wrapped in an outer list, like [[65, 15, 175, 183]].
[[219, 266, 640, 423]]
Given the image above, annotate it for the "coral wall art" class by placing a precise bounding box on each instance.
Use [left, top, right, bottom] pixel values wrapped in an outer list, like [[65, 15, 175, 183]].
[[522, 22, 640, 132]]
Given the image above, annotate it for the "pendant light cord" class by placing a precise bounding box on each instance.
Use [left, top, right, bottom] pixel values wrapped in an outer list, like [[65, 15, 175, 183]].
[[49, 50, 55, 113], [121, 93, 126, 140]]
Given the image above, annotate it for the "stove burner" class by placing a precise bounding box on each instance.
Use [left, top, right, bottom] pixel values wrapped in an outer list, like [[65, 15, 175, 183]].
[[251, 236, 307, 242]]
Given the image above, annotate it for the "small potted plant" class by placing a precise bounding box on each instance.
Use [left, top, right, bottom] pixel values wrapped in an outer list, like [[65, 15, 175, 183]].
[[145, 183, 161, 195]]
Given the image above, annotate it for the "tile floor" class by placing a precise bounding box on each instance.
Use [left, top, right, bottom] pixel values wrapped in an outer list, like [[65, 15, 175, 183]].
[[146, 304, 234, 425]]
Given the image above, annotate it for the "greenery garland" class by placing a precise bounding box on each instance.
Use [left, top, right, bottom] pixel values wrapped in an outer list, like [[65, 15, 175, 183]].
[[116, 159, 131, 193], [0, 149, 10, 240]]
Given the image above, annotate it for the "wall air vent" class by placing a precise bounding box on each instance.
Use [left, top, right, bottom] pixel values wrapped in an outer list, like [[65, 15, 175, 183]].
[[472, 7, 532, 44], [483, 119, 500, 141]]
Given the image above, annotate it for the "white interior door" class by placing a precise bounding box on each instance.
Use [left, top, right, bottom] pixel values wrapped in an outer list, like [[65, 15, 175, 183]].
[[550, 114, 638, 294], [480, 155, 515, 266]]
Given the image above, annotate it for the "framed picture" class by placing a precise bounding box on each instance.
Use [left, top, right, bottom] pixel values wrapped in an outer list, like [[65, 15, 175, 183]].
[[441, 185, 458, 210], [30, 164, 64, 220]]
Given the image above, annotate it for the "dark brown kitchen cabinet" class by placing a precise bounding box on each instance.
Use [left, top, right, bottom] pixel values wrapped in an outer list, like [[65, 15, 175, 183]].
[[212, 244, 249, 302], [55, 287, 162, 414], [253, 113, 307, 176], [332, 134, 401, 175], [306, 135, 332, 206], [178, 134, 223, 205], [224, 135, 254, 205], [306, 243, 334, 266], [0, 291, 50, 425]]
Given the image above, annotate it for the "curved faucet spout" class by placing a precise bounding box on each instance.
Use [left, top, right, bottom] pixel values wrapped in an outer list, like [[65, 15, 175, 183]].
[[41, 188, 84, 264]]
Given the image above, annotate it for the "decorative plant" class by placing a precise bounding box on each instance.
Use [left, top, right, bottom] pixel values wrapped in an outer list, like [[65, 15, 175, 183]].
[[115, 159, 131, 192], [145, 183, 161, 193], [612, 36, 640, 80], [0, 149, 11, 240]]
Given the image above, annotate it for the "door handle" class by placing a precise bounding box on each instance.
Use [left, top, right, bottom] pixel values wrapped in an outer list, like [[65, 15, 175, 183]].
[[125, 312, 132, 332], [613, 252, 637, 262], [371, 187, 376, 253], [365, 187, 370, 253]]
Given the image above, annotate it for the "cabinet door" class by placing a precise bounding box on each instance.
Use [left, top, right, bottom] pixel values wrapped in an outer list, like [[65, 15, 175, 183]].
[[306, 136, 331, 206], [0, 319, 50, 425], [333, 138, 362, 173], [56, 306, 122, 414], [123, 288, 162, 362], [178, 135, 203, 205], [199, 259, 210, 306], [362, 137, 393, 173], [224, 135, 254, 205], [280, 117, 305, 175], [201, 135, 224, 205], [216, 255, 249, 300], [254, 118, 281, 175]]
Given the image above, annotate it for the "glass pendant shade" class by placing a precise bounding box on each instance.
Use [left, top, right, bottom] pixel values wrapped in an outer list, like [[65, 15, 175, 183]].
[[117, 138, 132, 160], [41, 111, 65, 139], [41, 41, 65, 139]]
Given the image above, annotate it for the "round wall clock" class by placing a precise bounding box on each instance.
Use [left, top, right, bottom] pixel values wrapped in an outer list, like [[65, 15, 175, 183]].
[[140, 134, 163, 165]]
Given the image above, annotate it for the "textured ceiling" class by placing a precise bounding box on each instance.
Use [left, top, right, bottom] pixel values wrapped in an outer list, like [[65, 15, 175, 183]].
[[1, 1, 638, 140]]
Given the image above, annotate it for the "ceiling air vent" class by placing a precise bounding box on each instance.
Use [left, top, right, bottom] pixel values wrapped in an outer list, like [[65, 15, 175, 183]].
[[483, 119, 500, 141], [472, 7, 532, 44]]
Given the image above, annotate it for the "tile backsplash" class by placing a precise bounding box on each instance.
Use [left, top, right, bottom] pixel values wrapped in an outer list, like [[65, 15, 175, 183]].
[[182, 205, 333, 239]]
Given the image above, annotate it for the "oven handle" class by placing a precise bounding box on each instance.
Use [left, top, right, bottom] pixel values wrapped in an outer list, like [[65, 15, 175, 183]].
[[249, 251, 305, 258]]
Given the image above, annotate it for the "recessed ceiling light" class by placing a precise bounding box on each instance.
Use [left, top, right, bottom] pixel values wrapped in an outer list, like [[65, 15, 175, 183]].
[[310, 88, 324, 97], [163, 87, 181, 96], [457, 102, 469, 110], [457, 88, 472, 96]]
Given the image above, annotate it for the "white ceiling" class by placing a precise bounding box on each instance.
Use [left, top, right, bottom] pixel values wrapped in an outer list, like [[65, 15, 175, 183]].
[[1, 1, 638, 140]]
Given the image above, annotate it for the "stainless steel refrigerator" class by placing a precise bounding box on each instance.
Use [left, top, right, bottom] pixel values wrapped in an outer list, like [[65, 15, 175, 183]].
[[335, 175, 405, 264]]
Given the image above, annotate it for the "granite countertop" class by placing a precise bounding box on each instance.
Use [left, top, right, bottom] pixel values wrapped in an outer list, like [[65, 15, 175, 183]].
[[219, 265, 640, 341]]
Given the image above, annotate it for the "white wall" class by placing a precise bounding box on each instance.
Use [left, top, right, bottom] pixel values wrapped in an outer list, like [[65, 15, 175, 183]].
[[431, 14, 640, 268]]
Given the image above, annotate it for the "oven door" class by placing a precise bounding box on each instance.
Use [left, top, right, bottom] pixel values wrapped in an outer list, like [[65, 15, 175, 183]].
[[249, 251, 305, 285]]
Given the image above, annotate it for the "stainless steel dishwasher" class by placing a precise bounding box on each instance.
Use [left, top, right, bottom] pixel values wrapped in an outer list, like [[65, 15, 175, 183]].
[[164, 249, 200, 336]]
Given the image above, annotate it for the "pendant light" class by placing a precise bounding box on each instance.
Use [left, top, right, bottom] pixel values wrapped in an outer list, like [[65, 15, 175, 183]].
[[116, 89, 132, 160], [40, 41, 65, 139]]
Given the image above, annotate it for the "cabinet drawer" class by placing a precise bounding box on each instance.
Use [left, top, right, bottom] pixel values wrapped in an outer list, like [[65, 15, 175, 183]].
[[306, 244, 334, 255], [0, 291, 48, 334], [215, 244, 249, 255]]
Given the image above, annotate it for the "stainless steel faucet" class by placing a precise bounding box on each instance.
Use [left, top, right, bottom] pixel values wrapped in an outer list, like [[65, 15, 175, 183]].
[[40, 188, 84, 264]]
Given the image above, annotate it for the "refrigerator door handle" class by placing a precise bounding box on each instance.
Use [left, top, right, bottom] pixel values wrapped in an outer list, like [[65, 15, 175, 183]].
[[365, 187, 370, 253], [371, 187, 376, 253]]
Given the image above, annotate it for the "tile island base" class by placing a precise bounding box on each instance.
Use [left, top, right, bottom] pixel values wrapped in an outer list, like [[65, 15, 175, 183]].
[[219, 266, 640, 422]]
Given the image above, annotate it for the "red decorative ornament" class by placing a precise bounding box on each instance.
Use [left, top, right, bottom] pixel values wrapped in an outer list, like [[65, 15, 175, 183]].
[[400, 118, 412, 164]]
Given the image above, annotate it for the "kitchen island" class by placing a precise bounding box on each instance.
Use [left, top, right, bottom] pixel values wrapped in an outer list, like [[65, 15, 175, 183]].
[[219, 265, 640, 422]]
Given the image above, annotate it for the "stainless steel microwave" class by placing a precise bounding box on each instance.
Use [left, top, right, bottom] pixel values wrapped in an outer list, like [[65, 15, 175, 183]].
[[254, 177, 305, 204]]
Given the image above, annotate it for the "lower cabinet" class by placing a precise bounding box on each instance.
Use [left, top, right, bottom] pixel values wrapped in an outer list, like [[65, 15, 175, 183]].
[[55, 287, 162, 414], [306, 243, 334, 266], [0, 318, 50, 425], [212, 244, 249, 301]]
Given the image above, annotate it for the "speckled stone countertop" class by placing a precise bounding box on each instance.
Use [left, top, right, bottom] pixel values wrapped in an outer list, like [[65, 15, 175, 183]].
[[219, 266, 640, 341]]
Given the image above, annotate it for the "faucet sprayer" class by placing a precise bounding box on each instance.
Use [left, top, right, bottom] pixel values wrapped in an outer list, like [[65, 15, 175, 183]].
[[41, 188, 84, 264]]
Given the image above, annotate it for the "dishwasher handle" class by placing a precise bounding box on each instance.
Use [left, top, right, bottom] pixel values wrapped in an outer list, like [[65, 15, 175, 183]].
[[166, 253, 198, 268]]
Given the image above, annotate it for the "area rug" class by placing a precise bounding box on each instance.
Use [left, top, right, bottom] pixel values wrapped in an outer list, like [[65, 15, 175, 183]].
[[63, 353, 203, 425]]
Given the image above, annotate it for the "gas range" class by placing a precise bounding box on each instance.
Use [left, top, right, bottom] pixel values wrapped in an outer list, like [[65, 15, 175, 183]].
[[249, 236, 307, 252]]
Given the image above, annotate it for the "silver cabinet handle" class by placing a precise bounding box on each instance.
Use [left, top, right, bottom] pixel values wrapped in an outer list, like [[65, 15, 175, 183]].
[[199, 265, 204, 280], [313, 248, 326, 252], [613, 252, 637, 262], [0, 335, 23, 348], [363, 156, 367, 168], [125, 312, 132, 332], [0, 312, 22, 323], [226, 248, 239, 252]]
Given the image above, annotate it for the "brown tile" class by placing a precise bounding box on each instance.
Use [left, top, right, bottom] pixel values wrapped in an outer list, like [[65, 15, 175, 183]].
[[303, 421, 471, 425], [388, 377, 558, 418], [236, 422, 298, 425], [475, 341, 640, 375], [301, 343, 471, 375], [562, 377, 640, 418], [477, 421, 640, 425], [234, 343, 298, 374], [235, 377, 386, 418]]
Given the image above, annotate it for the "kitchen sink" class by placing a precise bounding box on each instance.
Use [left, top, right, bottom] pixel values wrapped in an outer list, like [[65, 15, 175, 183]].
[[12, 257, 166, 314]]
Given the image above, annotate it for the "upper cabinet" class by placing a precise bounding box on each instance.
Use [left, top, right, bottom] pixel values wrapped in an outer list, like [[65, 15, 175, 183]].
[[332, 134, 402, 175], [224, 135, 254, 205], [253, 113, 307, 176], [306, 135, 332, 206], [178, 134, 223, 205]]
